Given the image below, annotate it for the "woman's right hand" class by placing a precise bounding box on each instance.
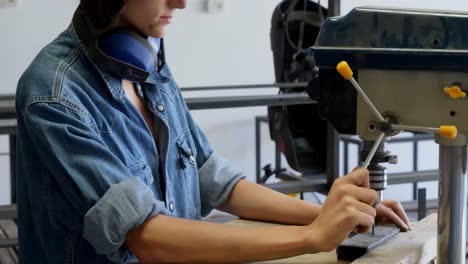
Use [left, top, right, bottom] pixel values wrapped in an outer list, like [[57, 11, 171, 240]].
[[304, 167, 378, 252]]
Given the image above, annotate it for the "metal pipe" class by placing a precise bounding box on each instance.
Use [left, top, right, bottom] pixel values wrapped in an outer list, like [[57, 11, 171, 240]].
[[255, 117, 262, 183], [349, 78, 385, 122], [438, 144, 467, 264], [340, 133, 434, 145], [362, 132, 386, 168], [418, 188, 426, 221], [392, 124, 440, 133], [180, 82, 308, 92], [326, 123, 340, 188], [10, 135, 16, 204], [344, 142, 349, 174], [388, 169, 438, 185], [275, 140, 281, 175], [328, 0, 340, 16], [413, 139, 419, 200], [186, 93, 315, 110]]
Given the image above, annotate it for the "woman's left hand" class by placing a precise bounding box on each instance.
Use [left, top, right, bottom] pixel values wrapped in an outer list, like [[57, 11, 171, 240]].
[[375, 200, 411, 232]]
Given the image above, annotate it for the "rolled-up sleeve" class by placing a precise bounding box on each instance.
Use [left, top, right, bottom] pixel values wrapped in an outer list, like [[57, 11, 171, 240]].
[[84, 177, 167, 261], [198, 152, 246, 216], [21, 101, 167, 262]]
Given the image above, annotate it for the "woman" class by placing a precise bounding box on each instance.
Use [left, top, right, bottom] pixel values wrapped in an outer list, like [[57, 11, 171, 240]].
[[15, 0, 410, 263]]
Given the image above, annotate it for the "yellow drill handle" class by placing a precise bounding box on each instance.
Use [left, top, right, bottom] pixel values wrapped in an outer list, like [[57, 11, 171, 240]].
[[336, 61, 354, 80], [439, 125, 458, 139]]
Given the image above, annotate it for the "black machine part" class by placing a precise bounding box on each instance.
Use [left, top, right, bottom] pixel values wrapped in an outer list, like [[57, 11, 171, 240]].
[[269, 0, 333, 174], [270, 0, 325, 83], [306, 68, 357, 135], [269, 0, 358, 174]]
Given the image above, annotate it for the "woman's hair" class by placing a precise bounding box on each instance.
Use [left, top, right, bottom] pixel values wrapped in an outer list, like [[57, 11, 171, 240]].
[[80, 0, 126, 28]]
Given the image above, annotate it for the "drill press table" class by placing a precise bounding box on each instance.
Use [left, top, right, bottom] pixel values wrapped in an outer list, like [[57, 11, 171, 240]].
[[226, 214, 437, 264]]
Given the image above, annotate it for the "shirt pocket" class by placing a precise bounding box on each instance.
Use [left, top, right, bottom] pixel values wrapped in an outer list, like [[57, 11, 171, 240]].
[[176, 132, 198, 171], [176, 130, 201, 219], [127, 161, 154, 186]]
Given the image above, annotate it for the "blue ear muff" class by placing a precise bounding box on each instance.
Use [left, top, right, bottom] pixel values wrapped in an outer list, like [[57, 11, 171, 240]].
[[72, 9, 165, 83], [98, 29, 159, 77]]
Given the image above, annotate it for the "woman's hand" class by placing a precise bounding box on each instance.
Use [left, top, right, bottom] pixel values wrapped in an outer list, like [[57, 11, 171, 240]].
[[375, 200, 411, 231], [306, 168, 378, 252]]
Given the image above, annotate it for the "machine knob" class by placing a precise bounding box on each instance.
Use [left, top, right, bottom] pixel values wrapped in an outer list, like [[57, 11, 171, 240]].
[[444, 85, 466, 99], [336, 61, 353, 80], [440, 125, 458, 140]]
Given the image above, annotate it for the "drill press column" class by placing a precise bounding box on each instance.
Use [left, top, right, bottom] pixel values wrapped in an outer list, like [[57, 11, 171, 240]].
[[437, 138, 468, 264]]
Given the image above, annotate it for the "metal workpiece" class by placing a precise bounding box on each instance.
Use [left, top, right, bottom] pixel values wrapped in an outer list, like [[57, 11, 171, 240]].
[[437, 144, 467, 264], [337, 224, 400, 261]]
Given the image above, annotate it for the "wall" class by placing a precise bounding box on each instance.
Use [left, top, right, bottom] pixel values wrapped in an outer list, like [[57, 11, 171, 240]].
[[0, 0, 465, 205], [0, 0, 287, 205]]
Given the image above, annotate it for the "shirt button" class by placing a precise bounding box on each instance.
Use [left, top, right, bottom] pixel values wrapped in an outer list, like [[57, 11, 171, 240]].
[[169, 202, 174, 212], [157, 104, 165, 112], [189, 155, 196, 163]]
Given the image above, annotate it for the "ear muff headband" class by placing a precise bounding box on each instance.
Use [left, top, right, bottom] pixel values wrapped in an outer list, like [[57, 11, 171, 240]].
[[72, 8, 163, 83], [98, 28, 158, 74]]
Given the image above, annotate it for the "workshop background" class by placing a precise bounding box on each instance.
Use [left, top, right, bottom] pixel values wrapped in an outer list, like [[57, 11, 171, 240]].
[[0, 0, 464, 206]]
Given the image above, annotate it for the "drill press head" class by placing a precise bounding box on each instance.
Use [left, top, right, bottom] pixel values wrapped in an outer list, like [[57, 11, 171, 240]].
[[309, 6, 468, 144]]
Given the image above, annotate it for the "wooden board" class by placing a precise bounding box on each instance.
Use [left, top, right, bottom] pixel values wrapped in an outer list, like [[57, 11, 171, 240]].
[[351, 214, 437, 264], [226, 214, 437, 264]]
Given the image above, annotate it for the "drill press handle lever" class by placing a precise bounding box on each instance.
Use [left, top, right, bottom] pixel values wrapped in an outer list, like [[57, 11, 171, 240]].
[[337, 61, 458, 140]]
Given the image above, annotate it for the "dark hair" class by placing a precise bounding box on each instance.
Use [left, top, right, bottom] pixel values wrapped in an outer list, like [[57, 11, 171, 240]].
[[80, 0, 126, 28]]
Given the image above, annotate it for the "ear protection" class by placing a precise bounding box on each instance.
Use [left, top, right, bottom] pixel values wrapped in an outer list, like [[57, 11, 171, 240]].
[[72, 9, 165, 83]]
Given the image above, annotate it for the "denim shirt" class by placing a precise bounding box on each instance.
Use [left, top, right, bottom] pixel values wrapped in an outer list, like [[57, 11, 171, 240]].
[[15, 14, 245, 263]]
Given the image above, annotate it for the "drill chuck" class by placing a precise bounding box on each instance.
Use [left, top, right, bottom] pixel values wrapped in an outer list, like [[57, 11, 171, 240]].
[[368, 164, 387, 191]]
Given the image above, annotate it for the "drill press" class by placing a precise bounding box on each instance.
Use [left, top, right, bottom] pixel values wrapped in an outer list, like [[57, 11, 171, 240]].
[[309, 6, 468, 263]]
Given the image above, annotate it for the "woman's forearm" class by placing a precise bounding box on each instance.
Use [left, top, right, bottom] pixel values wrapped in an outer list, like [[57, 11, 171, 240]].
[[217, 180, 321, 225], [126, 214, 318, 263]]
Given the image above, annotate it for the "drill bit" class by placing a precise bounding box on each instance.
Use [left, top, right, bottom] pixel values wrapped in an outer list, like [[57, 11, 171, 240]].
[[372, 190, 384, 235]]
